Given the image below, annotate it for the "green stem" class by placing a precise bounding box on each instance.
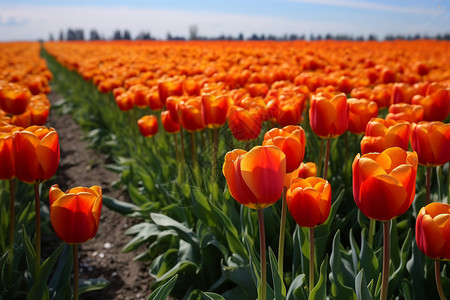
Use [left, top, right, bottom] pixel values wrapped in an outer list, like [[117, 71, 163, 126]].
[[323, 139, 331, 180], [73, 244, 79, 300], [212, 128, 218, 183], [34, 182, 41, 278], [426, 166, 431, 204], [317, 139, 324, 178], [368, 219, 376, 248], [179, 129, 185, 183], [190, 132, 197, 169], [277, 187, 287, 279], [309, 227, 315, 297], [173, 133, 179, 166], [435, 260, 447, 300], [8, 179, 15, 283], [258, 209, 267, 300], [380, 220, 391, 300]]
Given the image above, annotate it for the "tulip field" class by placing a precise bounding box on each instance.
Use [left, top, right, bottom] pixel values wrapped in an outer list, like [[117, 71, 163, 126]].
[[1, 39, 450, 300]]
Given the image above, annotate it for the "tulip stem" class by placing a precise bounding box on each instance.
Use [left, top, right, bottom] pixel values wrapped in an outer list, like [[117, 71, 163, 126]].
[[426, 166, 431, 204], [317, 140, 324, 177], [380, 220, 390, 300], [323, 139, 331, 180], [34, 183, 41, 278], [368, 218, 375, 248], [277, 187, 287, 280], [257, 209, 267, 300], [435, 260, 447, 300], [73, 244, 79, 300], [173, 133, 179, 165], [8, 179, 15, 283], [309, 227, 315, 296], [179, 129, 185, 183], [190, 132, 197, 169], [211, 128, 218, 183]]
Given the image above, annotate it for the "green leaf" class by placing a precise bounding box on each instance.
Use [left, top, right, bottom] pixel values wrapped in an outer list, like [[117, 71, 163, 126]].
[[103, 195, 139, 215], [147, 274, 178, 300], [359, 229, 379, 286], [150, 213, 199, 245], [22, 225, 36, 282], [406, 240, 424, 299], [79, 278, 110, 295], [400, 279, 414, 300], [122, 223, 161, 253], [286, 274, 307, 300], [355, 269, 373, 300], [201, 292, 226, 300], [268, 247, 286, 299], [389, 229, 412, 294], [309, 254, 328, 300]]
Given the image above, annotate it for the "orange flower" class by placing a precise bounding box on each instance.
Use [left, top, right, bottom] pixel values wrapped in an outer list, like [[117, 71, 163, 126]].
[[411, 121, 450, 167], [178, 97, 205, 132], [0, 123, 22, 180], [298, 162, 317, 179], [309, 92, 348, 139], [360, 118, 410, 155], [223, 146, 286, 209], [228, 106, 262, 141], [416, 202, 450, 260], [158, 77, 183, 104], [115, 92, 134, 112], [14, 125, 60, 183], [347, 98, 378, 134], [49, 184, 102, 244], [161, 110, 180, 134], [385, 103, 424, 123], [411, 84, 450, 121], [353, 147, 418, 221], [201, 94, 232, 128], [263, 125, 306, 173], [0, 83, 32, 115], [137, 115, 158, 137], [286, 177, 332, 228]]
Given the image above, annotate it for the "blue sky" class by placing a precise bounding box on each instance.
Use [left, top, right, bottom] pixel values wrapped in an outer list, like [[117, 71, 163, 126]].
[[0, 0, 448, 41]]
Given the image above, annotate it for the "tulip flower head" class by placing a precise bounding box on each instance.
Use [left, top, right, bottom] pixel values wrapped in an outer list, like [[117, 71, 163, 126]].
[[0, 123, 22, 180], [14, 125, 60, 183], [353, 147, 418, 221], [160, 110, 180, 134], [411, 121, 450, 167], [298, 162, 317, 179], [347, 98, 379, 134], [137, 115, 158, 137], [49, 185, 102, 244], [228, 106, 262, 141], [223, 146, 286, 209], [309, 92, 348, 139], [286, 177, 332, 228], [416, 202, 450, 260], [0, 83, 32, 115], [360, 118, 410, 155]]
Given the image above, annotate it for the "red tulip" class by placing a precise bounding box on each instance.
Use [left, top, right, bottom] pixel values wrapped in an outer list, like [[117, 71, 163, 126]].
[[361, 118, 410, 155], [309, 92, 348, 139], [201, 94, 232, 128], [49, 184, 102, 244], [178, 97, 205, 132], [386, 103, 424, 123], [137, 115, 158, 137], [411, 84, 450, 121], [298, 162, 317, 179], [0, 123, 22, 180], [347, 98, 378, 134], [228, 106, 262, 141], [0, 83, 32, 115], [161, 110, 180, 134]]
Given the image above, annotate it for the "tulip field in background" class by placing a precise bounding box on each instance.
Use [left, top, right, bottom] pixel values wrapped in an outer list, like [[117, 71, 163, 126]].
[[0, 40, 449, 300]]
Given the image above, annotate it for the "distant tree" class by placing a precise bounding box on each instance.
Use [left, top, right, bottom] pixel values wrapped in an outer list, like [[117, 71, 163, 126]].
[[368, 34, 377, 41], [49, 33, 54, 41], [123, 30, 131, 40], [90, 29, 101, 40], [238, 33, 244, 40], [167, 32, 172, 40], [113, 30, 122, 40], [59, 30, 64, 41], [189, 25, 198, 40], [136, 32, 152, 40]]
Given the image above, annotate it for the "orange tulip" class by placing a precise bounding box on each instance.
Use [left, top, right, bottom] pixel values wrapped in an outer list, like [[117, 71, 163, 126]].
[[0, 83, 32, 115], [161, 110, 180, 134], [228, 106, 262, 141], [0, 123, 22, 179], [286, 177, 331, 228], [276, 99, 304, 127], [201, 94, 232, 128], [115, 92, 134, 112], [360, 118, 410, 155], [137, 115, 158, 137], [411, 121, 450, 167], [353, 147, 418, 221], [385, 103, 424, 123], [390, 83, 416, 104], [309, 92, 348, 139], [148, 86, 164, 111], [298, 162, 317, 179], [178, 97, 205, 132], [347, 98, 378, 134], [223, 146, 286, 209], [263, 125, 306, 173], [49, 184, 102, 244], [411, 84, 450, 121], [416, 202, 450, 260], [14, 125, 60, 183], [158, 77, 183, 104]]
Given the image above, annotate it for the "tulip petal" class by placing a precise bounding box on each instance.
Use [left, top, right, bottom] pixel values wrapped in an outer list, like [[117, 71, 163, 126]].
[[416, 214, 445, 259], [49, 184, 64, 207]]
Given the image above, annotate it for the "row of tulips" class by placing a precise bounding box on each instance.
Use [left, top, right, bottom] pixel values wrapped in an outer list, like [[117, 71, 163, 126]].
[[0, 43, 108, 299], [42, 40, 450, 299]]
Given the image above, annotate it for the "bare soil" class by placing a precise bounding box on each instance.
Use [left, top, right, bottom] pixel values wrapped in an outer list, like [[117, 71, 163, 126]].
[[45, 91, 152, 300]]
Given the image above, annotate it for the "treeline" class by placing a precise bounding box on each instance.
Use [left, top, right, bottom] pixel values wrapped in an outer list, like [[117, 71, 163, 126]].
[[49, 28, 450, 42]]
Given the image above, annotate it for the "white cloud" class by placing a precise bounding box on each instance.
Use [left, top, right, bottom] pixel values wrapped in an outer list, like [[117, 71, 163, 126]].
[[0, 4, 365, 41]]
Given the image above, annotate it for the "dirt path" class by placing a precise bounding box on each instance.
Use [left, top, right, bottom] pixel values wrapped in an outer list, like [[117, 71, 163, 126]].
[[46, 91, 152, 300]]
